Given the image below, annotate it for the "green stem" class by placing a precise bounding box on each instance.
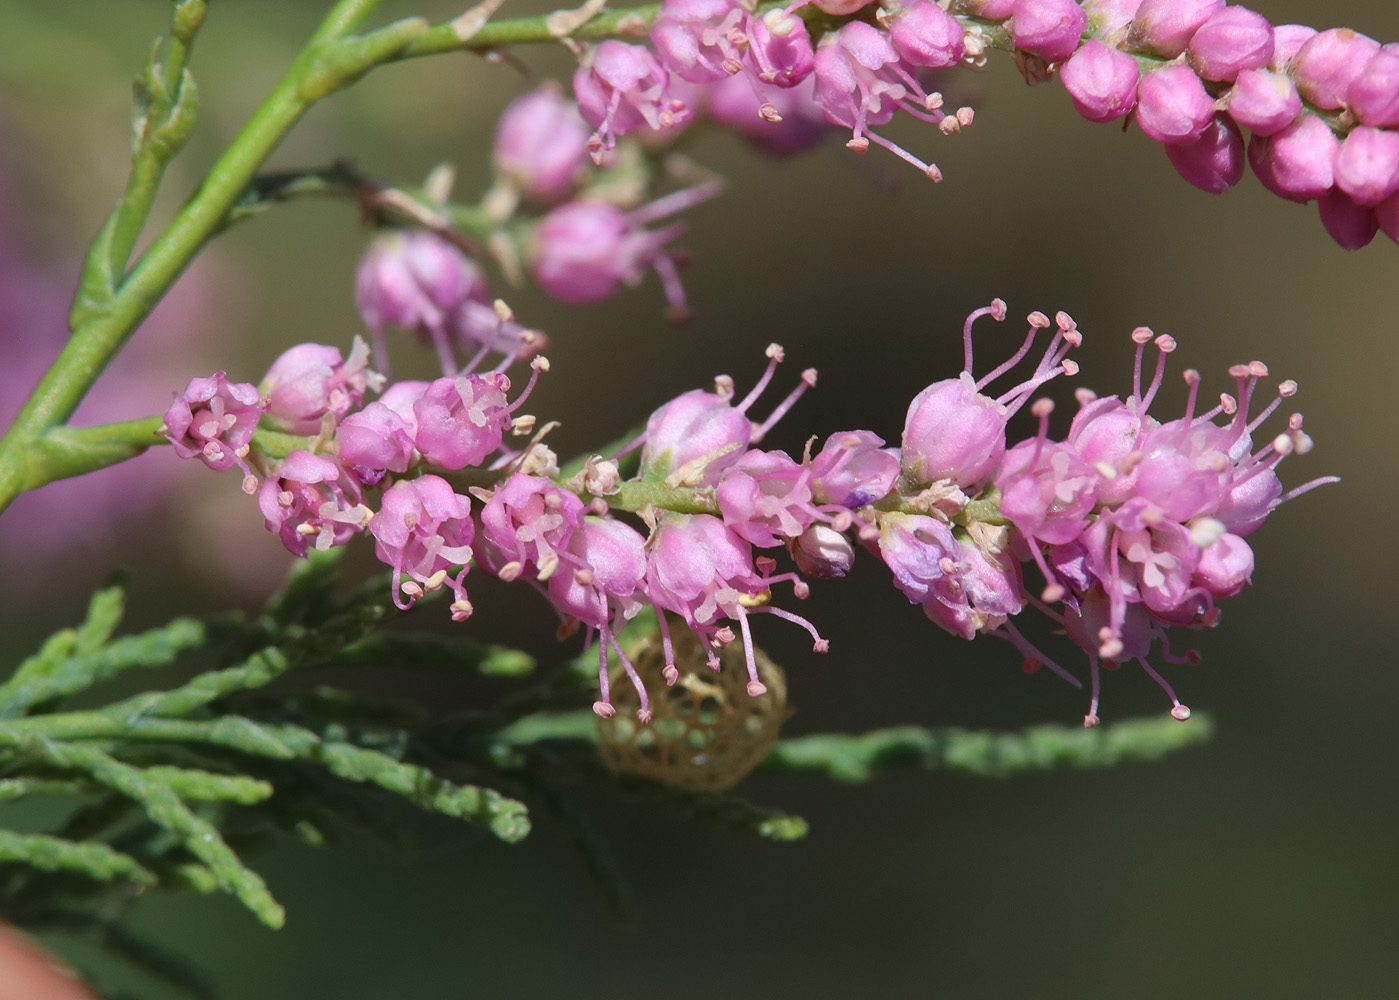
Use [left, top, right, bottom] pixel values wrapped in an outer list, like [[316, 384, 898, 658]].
[[105, 1, 208, 277], [0, 0, 424, 515], [16, 418, 167, 493]]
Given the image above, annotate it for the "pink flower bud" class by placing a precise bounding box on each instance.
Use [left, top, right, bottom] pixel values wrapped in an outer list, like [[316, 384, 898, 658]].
[[650, 0, 747, 85], [1127, 0, 1224, 59], [1377, 191, 1399, 243], [1010, 0, 1088, 64], [1247, 114, 1339, 202], [641, 388, 752, 481], [261, 338, 380, 435], [1082, 0, 1142, 44], [1349, 46, 1399, 127], [1186, 6, 1273, 83], [1165, 113, 1245, 193], [885, 1, 966, 70], [530, 201, 637, 305], [1292, 28, 1380, 110], [1334, 126, 1399, 206], [748, 9, 816, 86], [1225, 69, 1301, 136], [1269, 24, 1317, 70], [1059, 39, 1140, 123], [1136, 65, 1215, 144], [162, 371, 265, 475], [1317, 188, 1379, 249], [337, 402, 416, 483], [411, 373, 512, 470], [493, 84, 590, 204], [1195, 532, 1253, 598], [788, 525, 856, 578], [902, 373, 1008, 488]]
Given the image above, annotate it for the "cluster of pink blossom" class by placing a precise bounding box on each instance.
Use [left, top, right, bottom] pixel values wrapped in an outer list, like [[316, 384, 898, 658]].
[[161, 262, 1332, 727], [1049, 0, 1399, 248], [570, 0, 975, 180], [877, 301, 1334, 724], [540, 1, 1399, 247]]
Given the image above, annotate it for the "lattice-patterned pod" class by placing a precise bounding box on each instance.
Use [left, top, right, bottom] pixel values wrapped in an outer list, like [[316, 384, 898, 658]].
[[597, 625, 789, 791]]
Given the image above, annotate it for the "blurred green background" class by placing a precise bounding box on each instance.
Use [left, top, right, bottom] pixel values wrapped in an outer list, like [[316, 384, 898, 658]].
[[1, 1, 1397, 997]]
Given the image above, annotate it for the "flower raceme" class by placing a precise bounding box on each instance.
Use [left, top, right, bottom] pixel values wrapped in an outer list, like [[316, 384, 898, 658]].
[[165, 303, 1332, 729], [550, 1, 1399, 248]]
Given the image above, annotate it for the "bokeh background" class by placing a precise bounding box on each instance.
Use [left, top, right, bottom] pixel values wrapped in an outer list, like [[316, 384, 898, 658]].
[[2, 1, 1396, 997]]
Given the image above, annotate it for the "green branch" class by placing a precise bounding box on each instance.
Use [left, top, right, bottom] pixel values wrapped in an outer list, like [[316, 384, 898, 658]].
[[0, 0, 427, 514], [763, 715, 1216, 782]]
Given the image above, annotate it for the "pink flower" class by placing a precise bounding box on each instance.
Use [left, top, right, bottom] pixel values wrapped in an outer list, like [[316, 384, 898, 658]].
[[808, 430, 900, 509], [812, 21, 968, 180], [257, 450, 369, 557], [703, 73, 827, 153], [162, 371, 265, 485], [876, 512, 960, 605], [546, 516, 651, 719], [411, 373, 513, 470], [716, 449, 818, 547], [997, 405, 1098, 548], [479, 473, 586, 582], [651, 0, 748, 84], [644, 512, 827, 697], [369, 475, 474, 619], [921, 535, 1025, 640], [573, 41, 692, 161]]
